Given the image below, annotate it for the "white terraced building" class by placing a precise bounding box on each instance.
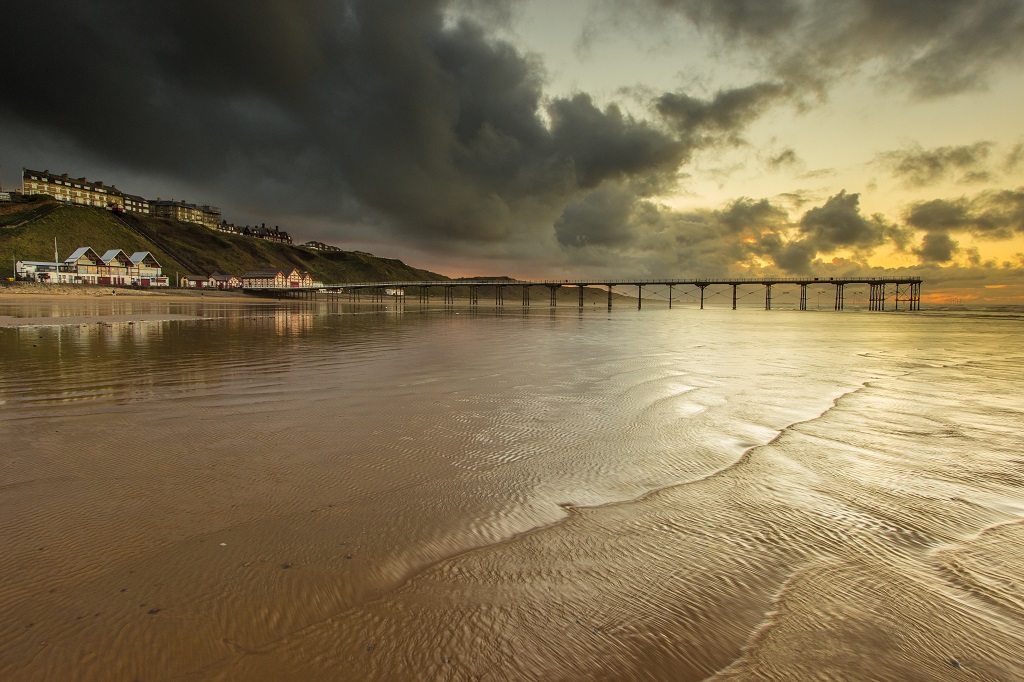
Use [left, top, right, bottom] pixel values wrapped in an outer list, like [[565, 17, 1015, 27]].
[[15, 247, 168, 287]]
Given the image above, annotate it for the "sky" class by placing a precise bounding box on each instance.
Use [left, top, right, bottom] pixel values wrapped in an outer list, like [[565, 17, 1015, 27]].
[[2, 0, 1023, 302]]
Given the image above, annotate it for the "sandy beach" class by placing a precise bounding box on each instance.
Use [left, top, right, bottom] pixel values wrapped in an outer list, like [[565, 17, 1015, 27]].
[[1, 282, 267, 301], [1, 299, 1022, 681], [0, 284, 279, 328]]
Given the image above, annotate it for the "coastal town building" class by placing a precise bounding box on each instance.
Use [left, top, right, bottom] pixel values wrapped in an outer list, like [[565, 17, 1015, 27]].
[[121, 193, 150, 215], [63, 247, 104, 284], [15, 247, 169, 286], [300, 240, 342, 252], [243, 223, 292, 244], [99, 249, 132, 285], [180, 275, 209, 288], [209, 273, 242, 289], [129, 252, 169, 287], [21, 167, 304, 247], [20, 169, 148, 214], [151, 199, 221, 228], [14, 260, 75, 283], [240, 268, 315, 288], [241, 269, 288, 288]]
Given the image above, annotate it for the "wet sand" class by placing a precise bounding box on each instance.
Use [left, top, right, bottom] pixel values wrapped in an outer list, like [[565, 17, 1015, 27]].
[[1, 301, 1022, 680], [0, 283, 265, 300]]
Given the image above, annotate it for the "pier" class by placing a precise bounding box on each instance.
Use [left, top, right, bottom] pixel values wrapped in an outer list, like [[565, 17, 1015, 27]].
[[252, 276, 923, 311]]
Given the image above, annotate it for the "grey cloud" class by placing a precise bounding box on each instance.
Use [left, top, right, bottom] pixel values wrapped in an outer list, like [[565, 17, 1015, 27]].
[[878, 142, 993, 187], [1005, 144, 1024, 173], [799, 190, 908, 252], [906, 189, 1024, 240], [656, 82, 789, 146], [752, 232, 818, 273], [767, 148, 799, 170], [713, 197, 789, 233], [915, 231, 959, 263], [905, 199, 971, 233], [637, 0, 801, 42], [614, 0, 1024, 99], [548, 95, 686, 189], [554, 184, 641, 247]]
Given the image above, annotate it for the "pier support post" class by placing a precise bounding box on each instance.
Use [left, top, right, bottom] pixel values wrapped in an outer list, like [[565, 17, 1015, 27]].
[[548, 285, 558, 307], [668, 284, 673, 309], [869, 283, 886, 311], [577, 285, 584, 307], [496, 285, 503, 306], [799, 284, 807, 311], [522, 285, 530, 307], [765, 283, 773, 310], [607, 285, 613, 310], [732, 284, 737, 310], [835, 283, 844, 311], [470, 285, 479, 306], [699, 285, 706, 310], [637, 284, 644, 310]]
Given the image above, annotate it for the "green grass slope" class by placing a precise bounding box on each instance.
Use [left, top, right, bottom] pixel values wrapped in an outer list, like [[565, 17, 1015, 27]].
[[0, 199, 447, 284]]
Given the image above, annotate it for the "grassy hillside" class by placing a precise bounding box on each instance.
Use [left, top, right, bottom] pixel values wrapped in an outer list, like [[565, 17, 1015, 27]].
[[0, 198, 447, 284]]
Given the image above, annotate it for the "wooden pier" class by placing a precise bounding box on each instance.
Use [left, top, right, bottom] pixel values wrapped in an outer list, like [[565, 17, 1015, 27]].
[[252, 276, 923, 311]]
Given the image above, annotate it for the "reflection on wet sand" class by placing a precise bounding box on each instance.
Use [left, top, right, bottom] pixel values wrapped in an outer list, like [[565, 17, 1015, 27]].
[[0, 299, 1022, 680]]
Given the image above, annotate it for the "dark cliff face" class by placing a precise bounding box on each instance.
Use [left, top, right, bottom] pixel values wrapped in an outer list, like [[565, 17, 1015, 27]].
[[0, 202, 447, 284]]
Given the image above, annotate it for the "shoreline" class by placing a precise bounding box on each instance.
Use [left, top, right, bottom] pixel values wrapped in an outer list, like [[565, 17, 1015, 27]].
[[0, 281, 277, 301]]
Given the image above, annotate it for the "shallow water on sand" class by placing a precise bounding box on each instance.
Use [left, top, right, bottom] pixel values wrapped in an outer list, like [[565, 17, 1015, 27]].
[[1, 299, 1022, 681]]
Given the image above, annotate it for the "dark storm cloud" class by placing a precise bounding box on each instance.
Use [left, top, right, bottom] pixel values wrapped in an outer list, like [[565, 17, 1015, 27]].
[[713, 197, 789, 234], [548, 95, 686, 189], [915, 231, 959, 264], [615, 0, 1024, 98], [903, 187, 1024, 264], [635, 0, 801, 42], [798, 191, 910, 252], [554, 184, 640, 247], [656, 82, 789, 145], [878, 142, 993, 187], [3, 0, 739, 252], [751, 231, 818, 272], [906, 189, 1024, 240]]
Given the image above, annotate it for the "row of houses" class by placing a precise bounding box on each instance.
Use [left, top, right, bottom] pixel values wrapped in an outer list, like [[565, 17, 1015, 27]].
[[180, 273, 242, 289], [214, 222, 293, 244], [20, 169, 222, 227], [180, 268, 318, 289], [17, 249, 320, 291], [15, 248, 169, 287], [300, 240, 343, 252], [20, 169, 293, 244]]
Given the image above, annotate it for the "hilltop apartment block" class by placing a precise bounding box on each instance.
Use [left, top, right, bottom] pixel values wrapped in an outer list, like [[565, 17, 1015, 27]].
[[23, 169, 220, 228]]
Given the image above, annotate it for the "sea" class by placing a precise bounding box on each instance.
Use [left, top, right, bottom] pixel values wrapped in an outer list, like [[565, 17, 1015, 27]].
[[1, 296, 1022, 681]]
